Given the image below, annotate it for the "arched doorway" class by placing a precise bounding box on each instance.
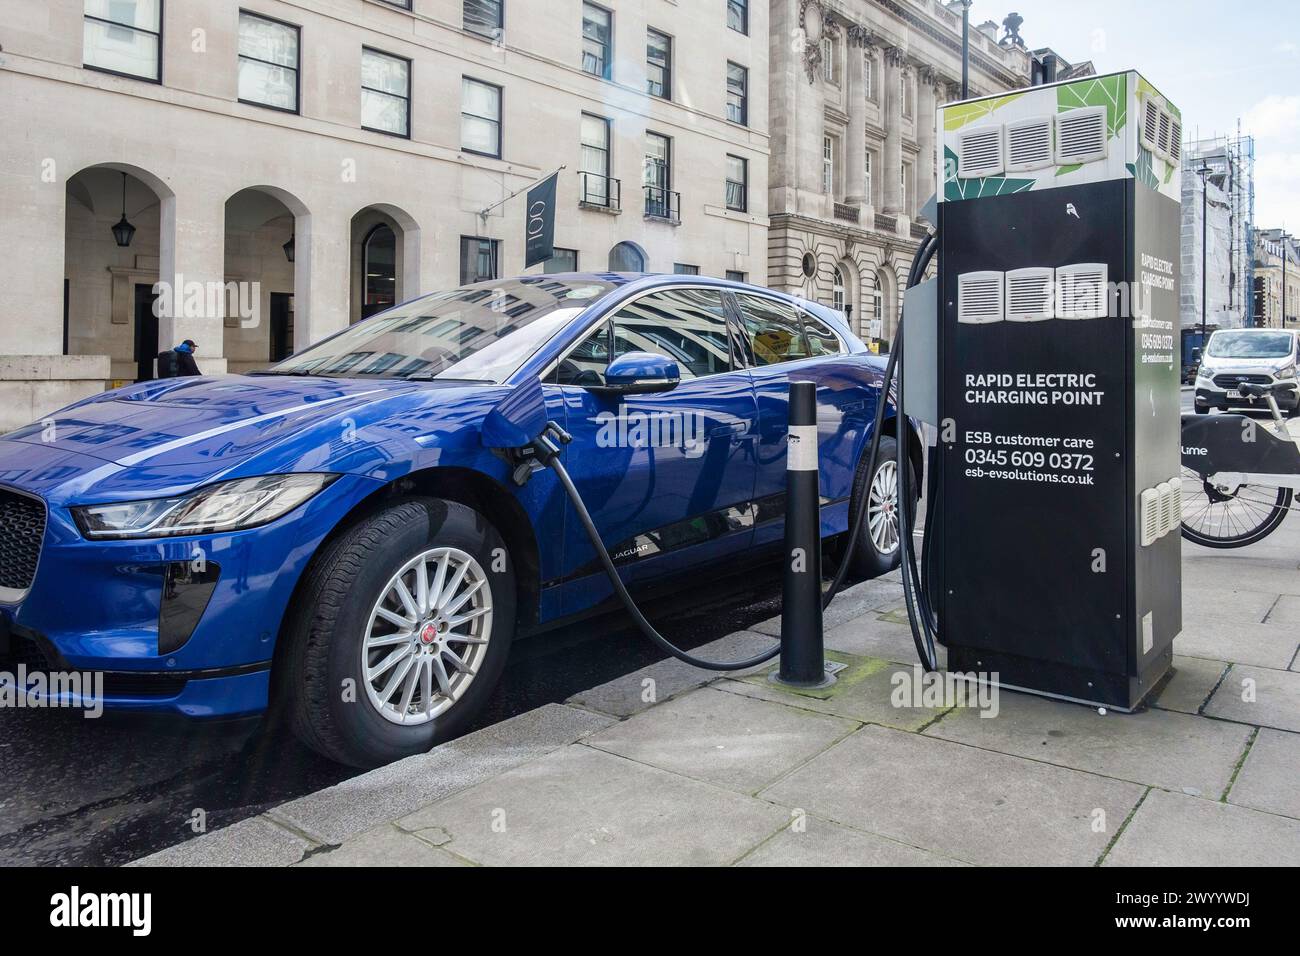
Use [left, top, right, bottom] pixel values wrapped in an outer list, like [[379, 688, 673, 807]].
[[874, 264, 896, 350], [64, 165, 170, 382], [350, 204, 419, 323], [608, 241, 647, 273], [223, 186, 306, 373]]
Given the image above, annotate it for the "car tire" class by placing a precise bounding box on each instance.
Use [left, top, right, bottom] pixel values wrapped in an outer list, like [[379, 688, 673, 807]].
[[1194, 400, 1210, 414], [848, 434, 914, 579], [277, 497, 515, 768]]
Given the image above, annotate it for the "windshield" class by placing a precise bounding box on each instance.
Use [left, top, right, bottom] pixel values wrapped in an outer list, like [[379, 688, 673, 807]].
[[263, 276, 617, 382], [1206, 331, 1295, 360]]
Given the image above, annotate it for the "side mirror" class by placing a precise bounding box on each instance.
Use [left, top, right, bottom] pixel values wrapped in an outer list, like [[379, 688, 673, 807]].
[[590, 351, 680, 395]]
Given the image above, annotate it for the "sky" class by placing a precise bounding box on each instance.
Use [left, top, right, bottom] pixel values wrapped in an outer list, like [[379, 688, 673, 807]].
[[970, 0, 1300, 229]]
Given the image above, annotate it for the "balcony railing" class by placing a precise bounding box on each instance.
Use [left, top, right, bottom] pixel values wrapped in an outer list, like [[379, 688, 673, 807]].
[[643, 185, 681, 224], [578, 172, 620, 211], [833, 202, 860, 223]]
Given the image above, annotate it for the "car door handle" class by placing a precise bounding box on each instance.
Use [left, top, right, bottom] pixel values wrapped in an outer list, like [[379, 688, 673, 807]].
[[709, 422, 751, 439]]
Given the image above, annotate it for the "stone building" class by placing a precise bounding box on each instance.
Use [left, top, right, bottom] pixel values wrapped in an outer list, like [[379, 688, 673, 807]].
[[0, 0, 770, 429], [1254, 229, 1299, 330], [766, 0, 1089, 347]]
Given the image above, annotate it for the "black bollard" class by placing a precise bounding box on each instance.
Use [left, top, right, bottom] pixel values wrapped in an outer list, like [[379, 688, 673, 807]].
[[775, 380, 832, 688]]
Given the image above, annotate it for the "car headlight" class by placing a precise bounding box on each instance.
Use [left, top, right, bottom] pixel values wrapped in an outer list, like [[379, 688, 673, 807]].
[[73, 474, 337, 539], [1196, 365, 1214, 381], [1275, 364, 1296, 380]]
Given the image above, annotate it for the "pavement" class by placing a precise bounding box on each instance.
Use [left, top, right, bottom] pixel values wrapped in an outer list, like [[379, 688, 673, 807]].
[[132, 485, 1300, 866]]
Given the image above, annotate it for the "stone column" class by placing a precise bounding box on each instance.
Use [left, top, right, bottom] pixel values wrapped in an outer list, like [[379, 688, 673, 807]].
[[844, 26, 871, 207], [916, 68, 939, 210], [158, 191, 229, 373], [881, 46, 904, 217], [293, 206, 352, 352]]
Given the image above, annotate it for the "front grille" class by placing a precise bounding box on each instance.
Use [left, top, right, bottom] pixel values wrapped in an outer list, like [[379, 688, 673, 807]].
[[1, 631, 57, 672], [0, 632, 186, 698], [0, 488, 46, 594], [1213, 373, 1271, 389]]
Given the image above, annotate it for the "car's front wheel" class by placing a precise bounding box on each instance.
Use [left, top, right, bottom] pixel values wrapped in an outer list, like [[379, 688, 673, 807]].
[[278, 497, 514, 768], [848, 434, 914, 578]]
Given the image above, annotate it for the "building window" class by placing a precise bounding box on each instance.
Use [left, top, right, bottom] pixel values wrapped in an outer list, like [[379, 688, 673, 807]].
[[674, 263, 700, 275], [460, 236, 499, 285], [238, 11, 300, 112], [609, 241, 646, 272], [728, 0, 748, 35], [865, 150, 874, 206], [901, 162, 911, 213], [821, 37, 836, 84], [580, 112, 613, 207], [726, 270, 747, 283], [83, 0, 162, 81], [461, 77, 502, 157], [726, 62, 748, 125], [832, 267, 845, 313], [463, 0, 503, 40], [864, 53, 874, 100], [645, 132, 673, 218], [582, 3, 612, 79], [822, 135, 834, 196], [377, 0, 412, 7], [726, 154, 748, 212], [647, 29, 672, 99], [546, 248, 579, 274], [362, 225, 397, 319], [361, 48, 410, 137], [901, 72, 912, 118]]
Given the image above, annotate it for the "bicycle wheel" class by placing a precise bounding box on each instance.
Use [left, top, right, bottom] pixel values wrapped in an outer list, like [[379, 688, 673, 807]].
[[1179, 466, 1293, 548]]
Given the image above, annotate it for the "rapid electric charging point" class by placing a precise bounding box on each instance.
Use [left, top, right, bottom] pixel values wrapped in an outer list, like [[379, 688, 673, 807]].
[[932, 71, 1183, 710]]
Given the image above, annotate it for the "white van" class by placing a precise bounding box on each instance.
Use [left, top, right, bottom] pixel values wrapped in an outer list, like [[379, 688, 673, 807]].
[[1194, 328, 1299, 416]]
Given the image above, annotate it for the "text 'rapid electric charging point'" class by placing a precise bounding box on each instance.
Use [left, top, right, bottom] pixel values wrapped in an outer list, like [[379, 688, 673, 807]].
[[932, 71, 1184, 710]]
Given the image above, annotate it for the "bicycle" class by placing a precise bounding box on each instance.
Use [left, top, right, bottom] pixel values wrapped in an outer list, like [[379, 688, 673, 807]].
[[1180, 383, 1300, 548]]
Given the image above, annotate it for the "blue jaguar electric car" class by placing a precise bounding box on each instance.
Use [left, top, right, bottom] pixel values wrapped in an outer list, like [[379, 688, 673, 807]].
[[0, 274, 917, 766]]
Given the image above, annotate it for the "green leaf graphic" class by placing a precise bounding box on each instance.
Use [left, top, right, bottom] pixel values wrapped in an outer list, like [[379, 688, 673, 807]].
[[943, 93, 1025, 131], [1057, 74, 1127, 138], [1056, 163, 1083, 177]]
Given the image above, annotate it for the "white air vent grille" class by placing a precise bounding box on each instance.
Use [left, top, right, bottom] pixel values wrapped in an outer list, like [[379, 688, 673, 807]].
[[957, 126, 1004, 179], [1005, 267, 1055, 321], [1055, 263, 1108, 319], [1156, 110, 1172, 157], [1005, 117, 1053, 172], [957, 271, 1005, 324], [1141, 97, 1161, 154], [1167, 119, 1181, 162], [1141, 476, 1183, 547], [1054, 106, 1107, 165]]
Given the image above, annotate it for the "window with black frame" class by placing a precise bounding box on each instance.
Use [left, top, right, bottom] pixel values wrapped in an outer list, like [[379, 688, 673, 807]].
[[612, 289, 732, 380], [461, 77, 502, 157], [726, 154, 748, 212], [582, 3, 612, 79], [803, 311, 845, 356], [646, 29, 672, 99], [237, 11, 299, 112], [83, 0, 163, 81], [726, 62, 748, 125], [727, 0, 748, 35], [464, 0, 503, 40], [459, 236, 499, 285], [361, 48, 410, 137], [580, 113, 612, 206], [644, 132, 672, 219]]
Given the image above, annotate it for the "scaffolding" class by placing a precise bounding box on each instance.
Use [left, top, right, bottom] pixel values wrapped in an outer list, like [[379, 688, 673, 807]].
[[1181, 129, 1256, 336]]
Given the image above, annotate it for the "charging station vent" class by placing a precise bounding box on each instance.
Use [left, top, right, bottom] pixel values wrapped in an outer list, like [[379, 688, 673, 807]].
[[1140, 477, 1183, 546], [1055, 263, 1109, 319], [1054, 106, 1108, 165], [1005, 117, 1054, 172], [1141, 96, 1162, 154], [1156, 111, 1173, 157], [957, 271, 1005, 324], [1005, 267, 1055, 321], [957, 126, 1004, 179], [1167, 120, 1181, 162]]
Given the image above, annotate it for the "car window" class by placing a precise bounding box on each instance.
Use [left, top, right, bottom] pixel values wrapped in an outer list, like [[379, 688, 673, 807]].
[[803, 311, 845, 356], [610, 288, 733, 380], [735, 293, 810, 366], [554, 321, 611, 386]]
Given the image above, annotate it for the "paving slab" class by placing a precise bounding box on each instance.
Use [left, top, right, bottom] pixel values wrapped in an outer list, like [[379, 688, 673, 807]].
[[1226, 729, 1300, 819], [1204, 664, 1300, 732], [566, 630, 774, 718], [1182, 557, 1300, 598], [924, 691, 1251, 797], [396, 745, 789, 866], [823, 612, 931, 664], [130, 816, 312, 867], [716, 655, 953, 731], [1174, 620, 1297, 670], [1265, 595, 1300, 629], [1148, 655, 1229, 714], [270, 704, 614, 845], [1104, 788, 1300, 867], [738, 813, 968, 866], [1181, 585, 1279, 627], [296, 824, 468, 867], [583, 686, 856, 793], [761, 724, 1145, 866]]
